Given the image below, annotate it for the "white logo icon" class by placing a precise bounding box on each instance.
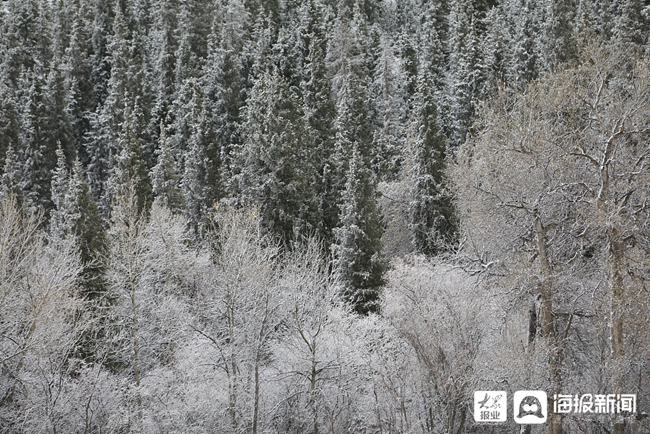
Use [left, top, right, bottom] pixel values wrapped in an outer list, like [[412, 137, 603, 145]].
[[513, 390, 547, 424], [474, 391, 507, 422]]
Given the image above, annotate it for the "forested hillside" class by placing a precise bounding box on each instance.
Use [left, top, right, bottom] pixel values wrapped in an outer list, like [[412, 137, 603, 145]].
[[1, 0, 650, 432]]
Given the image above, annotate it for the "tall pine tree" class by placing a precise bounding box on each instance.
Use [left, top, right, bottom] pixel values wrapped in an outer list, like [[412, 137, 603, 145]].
[[1, 144, 22, 202], [151, 121, 184, 211], [111, 94, 152, 216], [408, 73, 457, 256], [236, 69, 314, 244], [51, 146, 109, 300], [333, 144, 385, 314]]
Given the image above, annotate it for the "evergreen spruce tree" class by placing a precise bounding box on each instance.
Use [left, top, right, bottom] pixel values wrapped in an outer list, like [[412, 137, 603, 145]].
[[538, 0, 577, 71], [297, 0, 331, 124], [128, 0, 152, 38], [125, 0, 154, 168], [612, 0, 650, 47], [219, 0, 250, 52], [300, 6, 337, 244], [174, 2, 199, 89], [69, 158, 109, 301], [179, 80, 222, 238], [43, 65, 75, 163], [181, 124, 207, 238], [147, 0, 179, 146], [1, 144, 22, 202], [111, 95, 152, 216], [333, 144, 384, 315], [16, 69, 50, 210], [445, 0, 482, 147], [50, 145, 74, 240], [480, 5, 509, 96], [399, 31, 419, 107], [51, 145, 109, 300], [370, 32, 406, 180], [329, 8, 373, 177], [10, 62, 75, 214], [203, 5, 247, 183], [50, 0, 71, 63], [246, 0, 280, 28], [63, 9, 96, 166], [237, 70, 314, 244], [410, 0, 446, 102], [90, 0, 112, 107], [506, 0, 540, 88], [246, 11, 277, 79], [86, 6, 132, 216], [0, 72, 20, 169], [50, 146, 110, 364], [0, 0, 51, 83], [408, 73, 457, 256], [576, 0, 615, 39], [327, 4, 377, 258], [151, 121, 184, 211], [271, 18, 302, 90]]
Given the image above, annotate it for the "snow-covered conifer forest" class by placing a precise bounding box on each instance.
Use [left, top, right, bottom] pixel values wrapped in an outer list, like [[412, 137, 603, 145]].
[[1, 0, 650, 432]]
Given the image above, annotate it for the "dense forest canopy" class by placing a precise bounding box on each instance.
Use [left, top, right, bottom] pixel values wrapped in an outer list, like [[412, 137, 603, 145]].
[[1, 0, 649, 432]]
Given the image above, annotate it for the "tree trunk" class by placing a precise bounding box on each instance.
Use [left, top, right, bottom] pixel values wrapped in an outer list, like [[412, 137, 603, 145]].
[[252, 354, 260, 434], [310, 355, 319, 434], [535, 216, 554, 340], [535, 216, 563, 434], [599, 135, 626, 434], [252, 297, 270, 434], [611, 229, 625, 434], [130, 283, 143, 425], [528, 302, 537, 346], [227, 301, 238, 432]]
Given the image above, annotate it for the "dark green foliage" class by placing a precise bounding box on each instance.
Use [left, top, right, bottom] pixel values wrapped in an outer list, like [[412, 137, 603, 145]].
[[72, 160, 110, 300], [370, 32, 407, 180], [1, 144, 22, 203], [151, 122, 184, 211], [112, 96, 152, 216], [296, 2, 337, 243], [178, 80, 223, 238], [147, 0, 179, 151], [52, 147, 109, 299], [17, 70, 54, 210], [63, 8, 98, 165], [333, 145, 385, 314], [330, 37, 373, 175], [0, 0, 51, 84], [51, 147, 112, 364], [44, 66, 75, 162], [204, 26, 246, 182], [237, 70, 314, 245], [0, 69, 21, 170], [538, 0, 577, 70], [0, 0, 646, 295], [612, 0, 650, 47], [90, 0, 112, 106], [445, 0, 483, 147], [408, 74, 457, 256]]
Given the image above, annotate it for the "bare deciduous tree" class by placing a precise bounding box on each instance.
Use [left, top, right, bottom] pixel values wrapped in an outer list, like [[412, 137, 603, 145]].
[[383, 258, 482, 434], [191, 206, 283, 434], [451, 43, 650, 434], [0, 193, 86, 432]]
